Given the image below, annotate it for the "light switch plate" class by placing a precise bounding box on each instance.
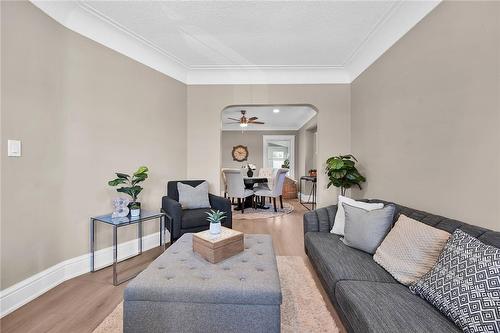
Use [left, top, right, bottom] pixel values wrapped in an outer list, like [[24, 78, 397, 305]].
[[8, 140, 21, 157]]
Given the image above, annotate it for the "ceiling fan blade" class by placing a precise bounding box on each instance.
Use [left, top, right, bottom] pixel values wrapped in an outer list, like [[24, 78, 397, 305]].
[[249, 121, 265, 124], [227, 117, 241, 122], [223, 122, 241, 124], [248, 116, 258, 121]]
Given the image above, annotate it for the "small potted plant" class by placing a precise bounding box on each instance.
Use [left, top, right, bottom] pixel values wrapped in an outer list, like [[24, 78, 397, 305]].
[[206, 210, 226, 235], [108, 166, 149, 216], [282, 159, 290, 169], [130, 202, 141, 217]]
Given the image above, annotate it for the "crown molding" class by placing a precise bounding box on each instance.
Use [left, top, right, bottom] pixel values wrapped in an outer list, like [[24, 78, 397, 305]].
[[30, 0, 440, 85], [346, 0, 440, 80]]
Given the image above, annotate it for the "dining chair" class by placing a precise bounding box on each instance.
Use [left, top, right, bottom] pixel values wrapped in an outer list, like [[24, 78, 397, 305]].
[[256, 168, 275, 191], [254, 168, 288, 212], [222, 169, 254, 213]]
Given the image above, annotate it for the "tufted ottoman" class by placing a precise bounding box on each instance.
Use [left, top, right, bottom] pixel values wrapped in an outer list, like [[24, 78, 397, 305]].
[[123, 233, 282, 333]]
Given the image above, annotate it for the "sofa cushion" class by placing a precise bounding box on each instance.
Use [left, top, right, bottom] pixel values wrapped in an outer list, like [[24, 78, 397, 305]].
[[181, 208, 212, 229], [335, 280, 461, 333], [304, 232, 396, 294]]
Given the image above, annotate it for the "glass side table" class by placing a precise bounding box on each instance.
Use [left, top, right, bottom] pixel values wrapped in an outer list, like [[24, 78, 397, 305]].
[[90, 210, 167, 285]]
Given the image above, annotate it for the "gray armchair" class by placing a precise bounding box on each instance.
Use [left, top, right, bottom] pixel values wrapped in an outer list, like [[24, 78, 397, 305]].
[[161, 180, 232, 243]]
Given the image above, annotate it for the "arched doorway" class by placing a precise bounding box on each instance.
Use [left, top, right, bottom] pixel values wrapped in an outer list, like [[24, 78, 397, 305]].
[[219, 104, 318, 207]]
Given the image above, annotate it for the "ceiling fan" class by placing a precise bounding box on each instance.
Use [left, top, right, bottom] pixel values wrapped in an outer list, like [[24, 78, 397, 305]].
[[226, 110, 265, 128]]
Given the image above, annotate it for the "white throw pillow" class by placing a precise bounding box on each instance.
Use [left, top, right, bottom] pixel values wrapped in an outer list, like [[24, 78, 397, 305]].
[[330, 195, 384, 235], [177, 181, 211, 209]]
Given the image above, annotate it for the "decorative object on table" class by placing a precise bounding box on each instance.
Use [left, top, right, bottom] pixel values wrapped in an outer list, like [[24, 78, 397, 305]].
[[281, 158, 290, 169], [410, 229, 500, 333], [246, 163, 256, 177], [226, 110, 265, 128], [162, 180, 232, 243], [341, 203, 395, 254], [111, 197, 130, 218], [325, 154, 365, 196], [130, 202, 141, 217], [308, 169, 317, 177], [206, 209, 226, 235], [192, 227, 244, 263], [231, 144, 248, 162], [108, 166, 149, 213]]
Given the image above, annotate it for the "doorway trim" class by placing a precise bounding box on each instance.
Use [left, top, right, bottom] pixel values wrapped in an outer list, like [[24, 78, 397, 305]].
[[262, 135, 295, 179]]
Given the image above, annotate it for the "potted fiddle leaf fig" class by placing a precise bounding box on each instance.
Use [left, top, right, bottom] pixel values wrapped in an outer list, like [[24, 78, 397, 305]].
[[325, 155, 366, 196], [206, 210, 226, 235], [108, 166, 149, 216]]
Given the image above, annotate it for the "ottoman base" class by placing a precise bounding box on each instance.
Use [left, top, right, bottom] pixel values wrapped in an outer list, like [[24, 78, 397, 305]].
[[124, 300, 280, 333]]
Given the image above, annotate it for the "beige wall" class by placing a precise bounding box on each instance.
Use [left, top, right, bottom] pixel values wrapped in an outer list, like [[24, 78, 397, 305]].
[[351, 2, 500, 231], [1, 2, 187, 288], [187, 85, 351, 207], [298, 116, 318, 194]]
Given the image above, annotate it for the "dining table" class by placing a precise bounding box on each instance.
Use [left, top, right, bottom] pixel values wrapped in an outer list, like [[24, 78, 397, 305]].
[[233, 177, 270, 210]]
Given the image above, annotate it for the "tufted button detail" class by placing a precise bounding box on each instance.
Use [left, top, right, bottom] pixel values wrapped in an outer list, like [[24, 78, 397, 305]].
[[257, 241, 263, 244], [189, 267, 196, 270], [240, 277, 246, 281], [223, 267, 230, 271], [172, 251, 178, 254], [166, 276, 174, 280], [179, 258, 187, 262], [158, 266, 165, 270], [256, 268, 264, 272], [257, 252, 263, 256], [245, 247, 250, 250], [241, 259, 248, 263]]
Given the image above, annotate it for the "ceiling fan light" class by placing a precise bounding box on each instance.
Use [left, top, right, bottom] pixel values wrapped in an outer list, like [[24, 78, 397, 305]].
[[240, 122, 248, 127], [273, 109, 280, 113]]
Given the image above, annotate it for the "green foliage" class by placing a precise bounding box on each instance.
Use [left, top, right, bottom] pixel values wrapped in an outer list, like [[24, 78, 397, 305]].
[[205, 210, 226, 224], [325, 155, 366, 195], [130, 202, 141, 210], [282, 159, 290, 169], [108, 166, 149, 203]]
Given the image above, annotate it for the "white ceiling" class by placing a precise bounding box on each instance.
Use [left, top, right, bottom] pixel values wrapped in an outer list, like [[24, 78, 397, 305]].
[[31, 1, 440, 84], [222, 105, 316, 131]]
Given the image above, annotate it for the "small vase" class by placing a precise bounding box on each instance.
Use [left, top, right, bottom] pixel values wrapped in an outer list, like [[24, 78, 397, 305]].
[[247, 168, 253, 177], [130, 208, 141, 217], [210, 222, 221, 235]]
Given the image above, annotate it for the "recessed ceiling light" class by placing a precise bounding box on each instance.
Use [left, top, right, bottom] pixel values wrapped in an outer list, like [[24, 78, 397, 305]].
[[273, 109, 280, 113], [240, 123, 248, 127]]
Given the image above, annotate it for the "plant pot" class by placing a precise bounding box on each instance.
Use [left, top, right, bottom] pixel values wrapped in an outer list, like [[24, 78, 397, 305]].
[[210, 222, 221, 235], [130, 208, 141, 217]]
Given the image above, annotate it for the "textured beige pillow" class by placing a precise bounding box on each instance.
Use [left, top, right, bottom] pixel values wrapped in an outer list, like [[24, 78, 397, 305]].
[[373, 214, 451, 286]]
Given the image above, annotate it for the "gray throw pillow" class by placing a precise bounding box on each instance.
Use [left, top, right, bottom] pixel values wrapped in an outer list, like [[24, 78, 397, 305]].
[[342, 203, 395, 254], [177, 181, 211, 209]]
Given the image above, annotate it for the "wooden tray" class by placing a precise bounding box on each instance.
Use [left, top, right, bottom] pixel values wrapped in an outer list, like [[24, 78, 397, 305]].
[[193, 227, 244, 263]]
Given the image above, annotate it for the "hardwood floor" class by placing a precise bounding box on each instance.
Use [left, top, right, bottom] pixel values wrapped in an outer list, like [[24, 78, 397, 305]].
[[1, 199, 345, 333]]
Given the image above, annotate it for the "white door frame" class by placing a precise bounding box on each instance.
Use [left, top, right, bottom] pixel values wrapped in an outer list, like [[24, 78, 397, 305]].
[[262, 135, 295, 179]]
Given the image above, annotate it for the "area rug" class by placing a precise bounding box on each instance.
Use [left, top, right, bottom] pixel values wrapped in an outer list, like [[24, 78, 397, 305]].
[[93, 256, 338, 333], [232, 202, 294, 220]]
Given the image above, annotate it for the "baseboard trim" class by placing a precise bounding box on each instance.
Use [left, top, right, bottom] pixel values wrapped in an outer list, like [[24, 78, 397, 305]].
[[0, 232, 162, 318]]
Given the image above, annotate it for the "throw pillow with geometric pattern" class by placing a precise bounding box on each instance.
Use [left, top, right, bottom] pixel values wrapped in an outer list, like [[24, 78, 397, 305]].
[[410, 229, 500, 333]]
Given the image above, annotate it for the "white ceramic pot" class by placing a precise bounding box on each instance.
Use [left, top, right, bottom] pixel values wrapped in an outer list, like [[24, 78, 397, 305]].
[[210, 222, 221, 235], [130, 208, 141, 217]]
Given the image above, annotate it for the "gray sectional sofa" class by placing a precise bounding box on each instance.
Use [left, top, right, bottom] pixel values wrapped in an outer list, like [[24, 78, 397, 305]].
[[304, 199, 500, 333]]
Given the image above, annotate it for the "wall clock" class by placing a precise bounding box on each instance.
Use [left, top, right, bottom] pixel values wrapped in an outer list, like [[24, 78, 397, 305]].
[[232, 145, 248, 162]]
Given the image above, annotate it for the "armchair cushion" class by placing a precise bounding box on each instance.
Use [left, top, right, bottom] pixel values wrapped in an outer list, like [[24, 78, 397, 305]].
[[182, 208, 212, 229]]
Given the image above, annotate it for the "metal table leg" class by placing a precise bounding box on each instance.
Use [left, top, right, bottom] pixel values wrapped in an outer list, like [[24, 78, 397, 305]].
[[138, 221, 143, 254], [90, 218, 95, 272], [112, 225, 118, 286]]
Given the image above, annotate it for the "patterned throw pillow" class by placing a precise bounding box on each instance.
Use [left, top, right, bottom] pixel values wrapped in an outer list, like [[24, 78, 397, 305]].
[[374, 214, 451, 285], [410, 229, 500, 333]]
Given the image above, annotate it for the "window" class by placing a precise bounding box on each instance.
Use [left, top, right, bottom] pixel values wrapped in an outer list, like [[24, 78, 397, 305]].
[[263, 135, 295, 179]]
